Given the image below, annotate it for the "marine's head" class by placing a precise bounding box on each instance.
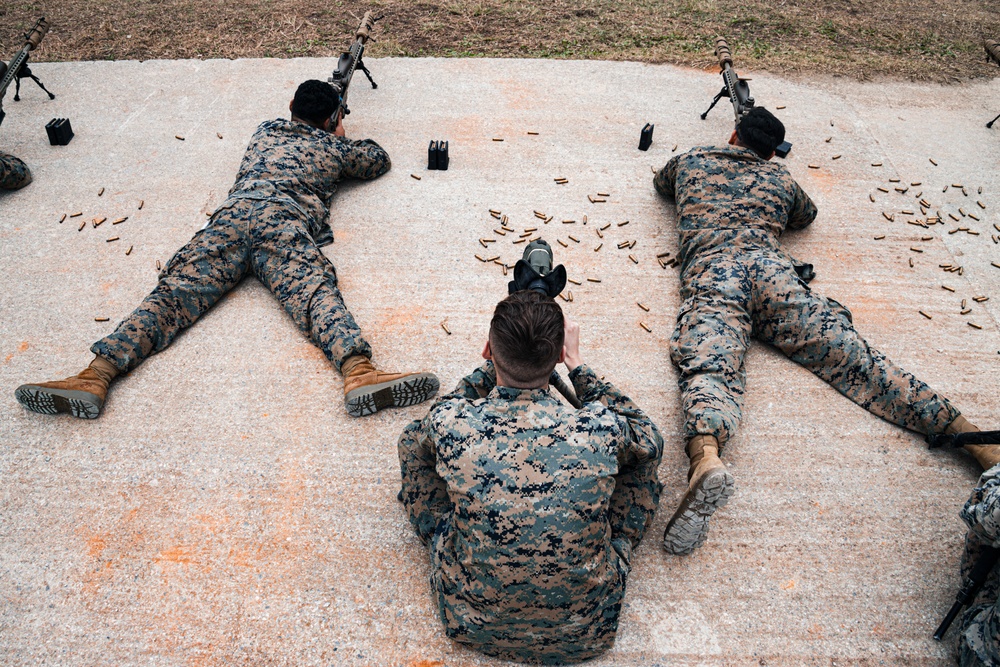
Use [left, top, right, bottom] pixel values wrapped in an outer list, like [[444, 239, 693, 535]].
[[289, 79, 342, 131], [483, 290, 565, 389], [729, 106, 785, 160]]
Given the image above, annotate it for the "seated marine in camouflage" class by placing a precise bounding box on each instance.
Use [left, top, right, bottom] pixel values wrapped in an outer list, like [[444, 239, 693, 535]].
[[397, 290, 664, 664], [0, 152, 31, 190], [654, 106, 997, 556], [956, 464, 1000, 666], [15, 80, 439, 419]]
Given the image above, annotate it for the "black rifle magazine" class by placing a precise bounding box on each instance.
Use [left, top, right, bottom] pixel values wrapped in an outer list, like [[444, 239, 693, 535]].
[[639, 123, 654, 151], [46, 118, 73, 146], [775, 140, 792, 158]]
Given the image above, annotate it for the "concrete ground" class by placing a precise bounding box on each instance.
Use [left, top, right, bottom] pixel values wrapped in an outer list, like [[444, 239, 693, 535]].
[[0, 56, 998, 666]]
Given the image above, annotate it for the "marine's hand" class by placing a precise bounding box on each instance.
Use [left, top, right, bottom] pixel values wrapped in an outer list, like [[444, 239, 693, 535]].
[[563, 318, 582, 372], [333, 111, 346, 137]]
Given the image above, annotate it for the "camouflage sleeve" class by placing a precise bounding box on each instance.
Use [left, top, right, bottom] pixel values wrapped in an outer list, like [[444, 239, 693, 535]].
[[445, 361, 497, 401], [569, 364, 664, 467], [398, 416, 450, 544], [339, 138, 391, 180], [962, 466, 1000, 547], [653, 156, 679, 199], [787, 180, 818, 230], [0, 153, 32, 190]]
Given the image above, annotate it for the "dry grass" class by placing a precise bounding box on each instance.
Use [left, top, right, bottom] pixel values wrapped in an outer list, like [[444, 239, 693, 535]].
[[1, 0, 998, 81]]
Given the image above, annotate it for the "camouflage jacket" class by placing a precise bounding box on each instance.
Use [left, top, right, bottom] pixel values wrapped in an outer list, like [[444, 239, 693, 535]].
[[222, 119, 390, 246], [0, 152, 32, 190], [399, 361, 663, 664], [958, 465, 1000, 665], [654, 145, 817, 272]]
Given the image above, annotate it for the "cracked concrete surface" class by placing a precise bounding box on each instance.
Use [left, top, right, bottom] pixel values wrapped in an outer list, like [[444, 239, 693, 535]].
[[0, 57, 998, 666]]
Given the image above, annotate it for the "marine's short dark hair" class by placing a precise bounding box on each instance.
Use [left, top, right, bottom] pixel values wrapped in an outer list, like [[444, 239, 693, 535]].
[[489, 291, 565, 386], [736, 107, 785, 158], [291, 79, 341, 126]]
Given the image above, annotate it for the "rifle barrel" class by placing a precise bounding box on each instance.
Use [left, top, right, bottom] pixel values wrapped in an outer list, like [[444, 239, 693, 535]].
[[933, 601, 964, 641]]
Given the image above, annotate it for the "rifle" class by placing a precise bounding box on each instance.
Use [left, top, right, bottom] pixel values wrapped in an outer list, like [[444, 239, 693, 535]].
[[986, 40, 1000, 129], [328, 11, 382, 119], [0, 17, 55, 129], [933, 544, 1000, 640], [507, 240, 583, 409], [700, 37, 791, 157]]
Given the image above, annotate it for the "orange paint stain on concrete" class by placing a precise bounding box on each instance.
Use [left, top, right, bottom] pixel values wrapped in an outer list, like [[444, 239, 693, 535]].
[[3, 353, 12, 364], [17, 341, 29, 352], [154, 545, 198, 566], [802, 166, 839, 195], [407, 660, 445, 667], [87, 533, 108, 558]]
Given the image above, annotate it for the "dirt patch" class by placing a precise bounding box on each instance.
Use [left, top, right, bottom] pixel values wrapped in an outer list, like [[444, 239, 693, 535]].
[[0, 1, 998, 81]]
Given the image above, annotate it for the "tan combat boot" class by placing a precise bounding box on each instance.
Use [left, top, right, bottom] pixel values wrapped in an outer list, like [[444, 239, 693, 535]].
[[948, 415, 1000, 470], [15, 356, 119, 419], [663, 435, 735, 555], [342, 355, 440, 418]]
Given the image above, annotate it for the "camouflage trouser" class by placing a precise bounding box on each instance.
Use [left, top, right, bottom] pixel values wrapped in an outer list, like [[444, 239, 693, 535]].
[[92, 199, 372, 373], [0, 152, 32, 190], [670, 250, 959, 446]]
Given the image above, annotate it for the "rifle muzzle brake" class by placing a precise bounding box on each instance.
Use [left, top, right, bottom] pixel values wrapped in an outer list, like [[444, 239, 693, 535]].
[[714, 37, 733, 69], [26, 17, 49, 50]]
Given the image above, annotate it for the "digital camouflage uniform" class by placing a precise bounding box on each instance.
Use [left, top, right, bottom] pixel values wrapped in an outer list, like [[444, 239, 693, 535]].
[[91, 119, 388, 373], [397, 361, 664, 664], [654, 145, 958, 447], [958, 464, 1000, 666], [0, 152, 32, 190]]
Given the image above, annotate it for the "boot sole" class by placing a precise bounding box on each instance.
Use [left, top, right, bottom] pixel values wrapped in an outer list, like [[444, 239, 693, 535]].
[[14, 385, 103, 419], [662, 467, 735, 556], [345, 373, 440, 418]]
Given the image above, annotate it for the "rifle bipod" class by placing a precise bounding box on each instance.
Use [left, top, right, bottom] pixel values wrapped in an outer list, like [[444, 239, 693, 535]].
[[11, 55, 55, 102], [700, 87, 729, 120]]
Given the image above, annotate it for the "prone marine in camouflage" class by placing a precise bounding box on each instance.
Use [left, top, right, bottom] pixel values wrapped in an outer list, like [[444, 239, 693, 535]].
[[398, 291, 663, 664], [15, 80, 439, 419], [654, 106, 994, 556], [957, 464, 1000, 666], [0, 151, 31, 189]]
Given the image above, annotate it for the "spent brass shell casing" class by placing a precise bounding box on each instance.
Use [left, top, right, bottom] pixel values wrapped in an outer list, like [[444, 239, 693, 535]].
[[929, 158, 938, 166], [869, 194, 876, 203], [513, 238, 527, 244], [889, 178, 900, 183], [479, 239, 488, 248], [902, 210, 914, 215], [493, 259, 505, 267], [557, 239, 568, 248], [974, 296, 989, 303], [594, 243, 603, 252], [991, 262, 1000, 269], [95, 317, 109, 322], [59, 213, 67, 223], [629, 254, 638, 264], [441, 322, 451, 335], [629, 240, 636, 249], [113, 217, 127, 225], [568, 235, 579, 243], [825, 137, 832, 143], [656, 252, 671, 258], [874, 235, 886, 240], [637, 302, 650, 312], [618, 220, 629, 227], [587, 196, 595, 203], [587, 278, 602, 283], [568, 291, 574, 302], [489, 209, 501, 215], [968, 323, 983, 330], [524, 227, 537, 233], [877, 187, 889, 193], [70, 211, 83, 217], [968, 230, 980, 236], [156, 260, 162, 270], [527, 131, 539, 135], [78, 221, 85, 231], [832, 155, 841, 160], [492, 138, 503, 142], [872, 162, 883, 167], [217, 133, 223, 139], [948, 228, 960, 234], [519, 231, 533, 238], [949, 213, 960, 221], [138, 200, 144, 210], [952, 183, 963, 188], [485, 255, 500, 262], [961, 308, 972, 315], [410, 174, 421, 180], [911, 248, 924, 253], [882, 212, 893, 221], [776, 105, 787, 110], [672, 144, 678, 152], [475, 254, 486, 262], [808, 164, 819, 169], [562, 219, 575, 224], [978, 186, 983, 194], [582, 216, 588, 225], [978, 201, 986, 209], [107, 236, 120, 243], [920, 236, 933, 241], [596, 229, 604, 239], [568, 278, 582, 285], [942, 285, 955, 292], [534, 213, 547, 220], [597, 192, 610, 197], [175, 135, 185, 141], [126, 245, 133, 256], [494, 229, 506, 236], [639, 322, 652, 333], [617, 241, 630, 249], [502, 265, 508, 276], [919, 310, 932, 320], [911, 182, 921, 186], [908, 257, 914, 268], [97, 187, 105, 196], [959, 207, 967, 216], [895, 188, 909, 194], [963, 187, 968, 196], [915, 192, 923, 198], [558, 293, 570, 303], [962, 298, 968, 309]]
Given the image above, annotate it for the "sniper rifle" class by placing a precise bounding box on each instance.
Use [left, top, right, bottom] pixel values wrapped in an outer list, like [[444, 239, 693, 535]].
[[0, 17, 55, 129], [328, 11, 382, 119]]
